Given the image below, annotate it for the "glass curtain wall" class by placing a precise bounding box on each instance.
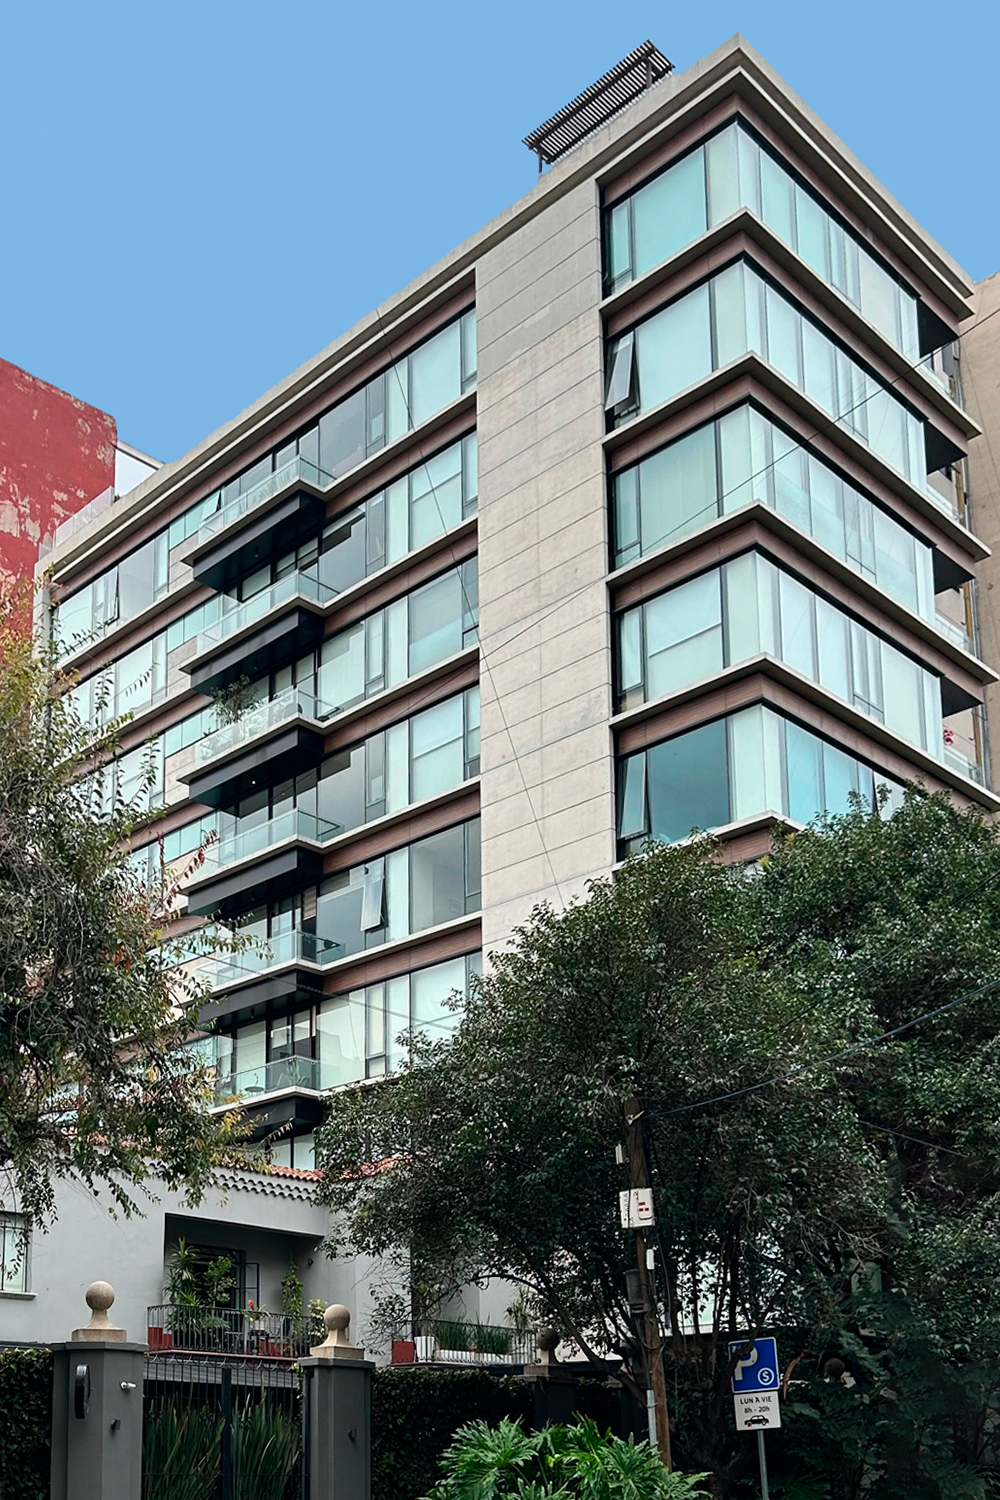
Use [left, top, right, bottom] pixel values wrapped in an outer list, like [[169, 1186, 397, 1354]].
[[611, 404, 936, 621], [170, 310, 477, 551], [217, 686, 480, 844], [604, 121, 922, 363], [54, 312, 477, 648], [220, 818, 481, 976], [317, 951, 482, 1087], [617, 704, 904, 853], [67, 541, 477, 742], [311, 560, 479, 714], [213, 432, 478, 609], [605, 262, 928, 493], [616, 551, 942, 752]]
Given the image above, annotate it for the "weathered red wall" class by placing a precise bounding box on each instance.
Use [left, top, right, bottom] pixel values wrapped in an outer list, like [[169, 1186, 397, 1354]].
[[0, 358, 116, 585]]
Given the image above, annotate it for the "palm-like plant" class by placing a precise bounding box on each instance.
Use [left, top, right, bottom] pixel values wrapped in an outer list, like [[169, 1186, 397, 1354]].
[[423, 1417, 708, 1499]]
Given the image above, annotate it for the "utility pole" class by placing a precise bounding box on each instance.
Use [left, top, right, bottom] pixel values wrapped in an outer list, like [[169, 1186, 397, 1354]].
[[623, 1096, 672, 1469]]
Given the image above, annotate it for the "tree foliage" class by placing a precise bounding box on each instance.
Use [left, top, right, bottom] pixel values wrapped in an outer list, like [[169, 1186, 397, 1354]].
[[317, 791, 1000, 1497], [0, 586, 239, 1227]]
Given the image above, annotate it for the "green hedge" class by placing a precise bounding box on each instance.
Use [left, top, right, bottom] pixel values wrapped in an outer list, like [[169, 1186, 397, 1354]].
[[371, 1367, 626, 1500], [373, 1368, 532, 1500], [0, 1348, 52, 1500]]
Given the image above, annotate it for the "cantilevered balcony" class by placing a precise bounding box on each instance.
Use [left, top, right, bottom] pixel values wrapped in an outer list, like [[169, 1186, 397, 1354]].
[[184, 457, 331, 591], [179, 686, 336, 807], [186, 810, 340, 919], [214, 929, 342, 988], [187, 928, 342, 1026], [183, 572, 335, 695], [214, 1054, 334, 1104], [934, 610, 976, 657]]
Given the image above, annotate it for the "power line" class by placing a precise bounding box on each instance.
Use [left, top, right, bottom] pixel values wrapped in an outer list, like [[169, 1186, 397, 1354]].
[[373, 302, 571, 911], [647, 973, 1000, 1120], [112, 273, 1000, 948]]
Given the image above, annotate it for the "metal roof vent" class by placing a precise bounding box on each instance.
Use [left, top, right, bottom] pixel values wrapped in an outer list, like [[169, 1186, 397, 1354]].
[[523, 41, 674, 174]]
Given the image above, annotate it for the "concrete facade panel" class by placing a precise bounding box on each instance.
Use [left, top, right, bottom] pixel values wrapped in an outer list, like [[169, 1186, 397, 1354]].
[[476, 178, 614, 937]]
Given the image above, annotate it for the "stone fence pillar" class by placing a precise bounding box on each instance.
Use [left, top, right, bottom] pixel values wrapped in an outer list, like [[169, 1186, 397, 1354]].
[[520, 1329, 581, 1428], [51, 1282, 145, 1500], [299, 1304, 375, 1500]]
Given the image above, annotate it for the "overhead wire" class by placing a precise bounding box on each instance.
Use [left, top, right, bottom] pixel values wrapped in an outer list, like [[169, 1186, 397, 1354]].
[[645, 973, 1000, 1120]]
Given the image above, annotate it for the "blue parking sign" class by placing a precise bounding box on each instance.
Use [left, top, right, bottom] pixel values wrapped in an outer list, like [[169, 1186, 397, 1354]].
[[729, 1336, 779, 1393]]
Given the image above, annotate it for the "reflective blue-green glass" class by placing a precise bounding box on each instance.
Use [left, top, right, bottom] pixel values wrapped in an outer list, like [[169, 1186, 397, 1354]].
[[612, 403, 937, 629], [603, 121, 923, 363]]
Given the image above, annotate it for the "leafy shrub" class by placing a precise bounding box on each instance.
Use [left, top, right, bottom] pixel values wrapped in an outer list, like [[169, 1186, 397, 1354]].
[[232, 1398, 300, 1500], [421, 1415, 709, 1499], [372, 1368, 532, 1500], [143, 1405, 221, 1500], [0, 1347, 52, 1500], [472, 1323, 514, 1357]]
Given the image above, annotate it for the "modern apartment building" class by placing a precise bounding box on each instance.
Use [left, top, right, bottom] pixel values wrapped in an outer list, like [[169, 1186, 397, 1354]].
[[8, 34, 996, 1348]]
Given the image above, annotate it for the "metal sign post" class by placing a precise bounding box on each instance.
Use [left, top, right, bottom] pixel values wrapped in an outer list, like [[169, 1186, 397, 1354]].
[[757, 1430, 770, 1500], [729, 1336, 780, 1500]]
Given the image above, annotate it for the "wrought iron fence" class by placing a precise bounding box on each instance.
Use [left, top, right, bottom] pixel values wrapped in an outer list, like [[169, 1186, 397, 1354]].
[[147, 1304, 317, 1360], [143, 1352, 303, 1500]]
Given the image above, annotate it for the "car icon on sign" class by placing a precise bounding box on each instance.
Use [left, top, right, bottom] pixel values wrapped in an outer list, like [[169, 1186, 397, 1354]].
[[744, 1415, 770, 1428]]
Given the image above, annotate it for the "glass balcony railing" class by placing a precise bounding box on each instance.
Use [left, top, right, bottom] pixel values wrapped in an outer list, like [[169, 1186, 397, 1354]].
[[191, 572, 337, 657], [918, 356, 963, 409], [202, 810, 341, 872], [194, 686, 336, 767], [214, 1054, 333, 1101], [934, 611, 975, 655], [209, 929, 344, 989], [943, 744, 985, 785], [925, 470, 966, 524], [193, 456, 331, 547]]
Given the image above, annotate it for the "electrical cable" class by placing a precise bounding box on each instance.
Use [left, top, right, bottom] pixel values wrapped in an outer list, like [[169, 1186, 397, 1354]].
[[645, 972, 1000, 1120]]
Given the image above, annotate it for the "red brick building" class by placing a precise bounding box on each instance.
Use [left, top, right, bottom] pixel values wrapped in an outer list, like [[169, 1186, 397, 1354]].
[[0, 357, 117, 586]]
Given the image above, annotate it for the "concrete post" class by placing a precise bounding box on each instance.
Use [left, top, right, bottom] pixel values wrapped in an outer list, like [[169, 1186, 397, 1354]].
[[50, 1282, 146, 1500], [299, 1304, 374, 1500], [521, 1329, 580, 1429]]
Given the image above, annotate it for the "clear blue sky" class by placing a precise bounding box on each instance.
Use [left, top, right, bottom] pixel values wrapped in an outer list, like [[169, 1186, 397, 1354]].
[[2, 0, 997, 463]]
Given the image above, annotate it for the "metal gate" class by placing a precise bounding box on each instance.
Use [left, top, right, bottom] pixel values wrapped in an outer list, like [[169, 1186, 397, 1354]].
[[143, 1353, 305, 1500]]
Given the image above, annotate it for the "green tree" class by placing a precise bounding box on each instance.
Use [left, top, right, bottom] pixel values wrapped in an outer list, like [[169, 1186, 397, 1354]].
[[0, 587, 240, 1229], [316, 791, 1000, 1498]]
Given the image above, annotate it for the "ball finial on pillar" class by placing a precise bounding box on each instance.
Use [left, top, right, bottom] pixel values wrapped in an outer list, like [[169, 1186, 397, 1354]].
[[310, 1303, 364, 1359], [72, 1280, 127, 1341]]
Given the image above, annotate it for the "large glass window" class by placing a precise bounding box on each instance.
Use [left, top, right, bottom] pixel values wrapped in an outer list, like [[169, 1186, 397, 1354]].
[[314, 560, 478, 713], [617, 704, 904, 854], [604, 121, 922, 364], [616, 550, 943, 753], [610, 403, 937, 623], [214, 687, 480, 848], [309, 818, 480, 958], [317, 951, 481, 1087], [606, 262, 929, 494]]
